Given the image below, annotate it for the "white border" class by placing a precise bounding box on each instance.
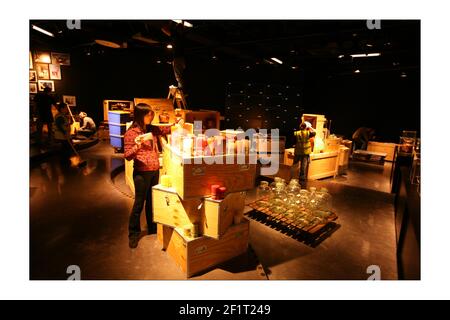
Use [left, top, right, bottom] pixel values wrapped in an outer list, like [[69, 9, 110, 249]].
[[1, 0, 449, 300]]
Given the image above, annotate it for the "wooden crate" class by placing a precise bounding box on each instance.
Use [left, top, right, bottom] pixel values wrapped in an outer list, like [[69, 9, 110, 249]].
[[247, 199, 337, 235], [158, 219, 250, 278], [153, 185, 246, 239], [325, 137, 342, 152], [308, 151, 339, 180], [367, 141, 398, 161], [134, 98, 176, 124], [202, 192, 246, 239], [152, 185, 203, 228], [163, 145, 256, 199]]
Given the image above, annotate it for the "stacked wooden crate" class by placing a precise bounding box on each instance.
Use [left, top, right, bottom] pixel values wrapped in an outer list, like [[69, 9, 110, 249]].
[[153, 144, 256, 277]]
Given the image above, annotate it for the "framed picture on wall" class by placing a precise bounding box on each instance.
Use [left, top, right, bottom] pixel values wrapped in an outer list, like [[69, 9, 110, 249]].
[[51, 52, 71, 66], [30, 83, 38, 94], [34, 51, 51, 64], [49, 64, 61, 80], [36, 63, 49, 80], [29, 70, 37, 82], [38, 80, 55, 92], [63, 95, 76, 107]]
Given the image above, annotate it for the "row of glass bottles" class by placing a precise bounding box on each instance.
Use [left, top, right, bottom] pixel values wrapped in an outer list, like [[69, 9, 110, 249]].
[[256, 178, 333, 226]]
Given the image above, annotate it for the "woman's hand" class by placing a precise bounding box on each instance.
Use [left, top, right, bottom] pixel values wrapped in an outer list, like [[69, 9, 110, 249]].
[[135, 136, 144, 148]]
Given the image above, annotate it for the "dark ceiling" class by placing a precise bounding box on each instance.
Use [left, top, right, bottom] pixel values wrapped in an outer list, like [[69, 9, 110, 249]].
[[30, 19, 420, 76]]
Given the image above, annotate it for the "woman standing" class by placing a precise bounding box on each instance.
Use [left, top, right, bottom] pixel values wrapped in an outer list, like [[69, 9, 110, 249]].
[[124, 103, 171, 249]]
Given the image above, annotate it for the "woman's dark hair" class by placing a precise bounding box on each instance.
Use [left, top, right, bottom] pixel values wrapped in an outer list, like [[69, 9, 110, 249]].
[[56, 102, 68, 112], [131, 103, 154, 131]]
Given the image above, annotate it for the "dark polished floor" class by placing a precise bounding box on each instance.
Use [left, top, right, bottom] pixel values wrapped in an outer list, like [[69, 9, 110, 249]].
[[30, 141, 397, 280]]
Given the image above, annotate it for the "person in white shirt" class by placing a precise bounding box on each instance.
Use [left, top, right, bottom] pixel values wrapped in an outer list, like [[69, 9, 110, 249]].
[[78, 112, 96, 137]]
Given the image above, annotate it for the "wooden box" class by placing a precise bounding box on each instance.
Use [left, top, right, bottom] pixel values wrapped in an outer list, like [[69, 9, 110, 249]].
[[103, 100, 134, 122], [308, 151, 339, 180], [134, 98, 175, 124], [152, 185, 203, 228], [367, 141, 398, 161], [153, 185, 246, 239], [202, 191, 246, 239], [157, 218, 250, 278], [163, 145, 256, 199], [325, 137, 342, 152]]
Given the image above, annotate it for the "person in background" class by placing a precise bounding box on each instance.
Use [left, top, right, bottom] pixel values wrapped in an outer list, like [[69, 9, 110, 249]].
[[124, 103, 174, 249], [352, 127, 376, 150], [78, 112, 97, 137], [292, 122, 316, 182], [52, 103, 72, 168], [162, 21, 188, 97], [34, 87, 56, 145]]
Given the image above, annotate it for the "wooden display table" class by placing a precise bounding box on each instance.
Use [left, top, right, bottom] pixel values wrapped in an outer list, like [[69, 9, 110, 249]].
[[367, 141, 398, 161], [284, 148, 340, 180], [353, 149, 387, 164]]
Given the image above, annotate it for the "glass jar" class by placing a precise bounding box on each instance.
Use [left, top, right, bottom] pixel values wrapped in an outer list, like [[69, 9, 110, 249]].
[[298, 189, 310, 210], [307, 187, 319, 212], [316, 187, 332, 212], [257, 181, 271, 199]]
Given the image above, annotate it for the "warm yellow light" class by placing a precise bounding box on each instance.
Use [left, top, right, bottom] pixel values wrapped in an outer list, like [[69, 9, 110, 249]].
[[167, 44, 173, 49], [313, 136, 325, 153], [95, 39, 121, 49]]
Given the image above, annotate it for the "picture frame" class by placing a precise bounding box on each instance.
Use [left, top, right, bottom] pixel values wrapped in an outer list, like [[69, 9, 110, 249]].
[[29, 83, 38, 94], [49, 64, 61, 80], [51, 52, 71, 66], [38, 80, 55, 92], [29, 51, 33, 69], [36, 63, 49, 80], [29, 70, 37, 82], [63, 95, 76, 107], [34, 51, 51, 64]]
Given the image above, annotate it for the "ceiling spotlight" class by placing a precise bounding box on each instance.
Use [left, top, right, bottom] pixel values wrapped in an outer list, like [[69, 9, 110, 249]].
[[270, 57, 283, 64], [166, 44, 173, 49], [32, 24, 54, 37], [350, 53, 381, 58], [95, 39, 121, 48], [291, 66, 298, 70], [212, 55, 217, 60], [338, 55, 344, 59], [366, 44, 373, 47], [354, 69, 361, 74], [401, 72, 407, 78], [156, 60, 161, 64], [172, 20, 193, 28]]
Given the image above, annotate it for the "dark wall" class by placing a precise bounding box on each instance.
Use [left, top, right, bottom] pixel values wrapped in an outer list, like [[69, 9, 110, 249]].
[[302, 69, 420, 142], [30, 45, 420, 143]]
